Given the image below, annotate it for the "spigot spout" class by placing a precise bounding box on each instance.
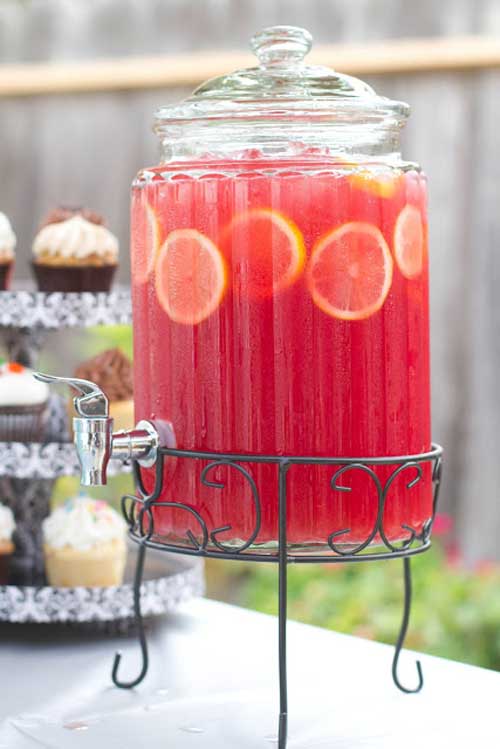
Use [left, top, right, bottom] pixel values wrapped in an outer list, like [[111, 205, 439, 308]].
[[34, 372, 160, 487], [74, 416, 114, 486]]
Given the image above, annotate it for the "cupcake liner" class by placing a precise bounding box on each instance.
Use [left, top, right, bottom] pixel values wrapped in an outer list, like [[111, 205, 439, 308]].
[[32, 262, 117, 292], [0, 541, 13, 584], [44, 539, 126, 587], [0, 553, 12, 585], [0, 261, 13, 291], [0, 402, 49, 442]]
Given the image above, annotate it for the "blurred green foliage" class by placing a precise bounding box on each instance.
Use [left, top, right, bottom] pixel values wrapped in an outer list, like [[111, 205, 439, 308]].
[[207, 543, 500, 671], [86, 324, 134, 359]]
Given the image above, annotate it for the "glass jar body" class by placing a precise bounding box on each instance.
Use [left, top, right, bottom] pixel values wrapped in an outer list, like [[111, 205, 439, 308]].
[[130, 155, 431, 554]]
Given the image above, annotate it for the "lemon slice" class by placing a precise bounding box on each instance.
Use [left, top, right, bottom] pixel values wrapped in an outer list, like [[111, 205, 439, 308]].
[[155, 229, 227, 325], [348, 169, 403, 199], [394, 204, 425, 279], [307, 222, 393, 321], [222, 208, 305, 299], [131, 199, 162, 284]]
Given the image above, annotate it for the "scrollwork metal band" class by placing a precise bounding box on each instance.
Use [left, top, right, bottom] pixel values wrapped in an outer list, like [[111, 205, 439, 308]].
[[123, 443, 442, 563]]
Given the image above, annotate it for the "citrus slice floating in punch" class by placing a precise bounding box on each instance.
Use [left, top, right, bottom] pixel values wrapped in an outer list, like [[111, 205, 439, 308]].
[[131, 200, 163, 284], [393, 204, 425, 280], [348, 169, 403, 199], [307, 221, 393, 321], [155, 229, 227, 325], [222, 208, 305, 299]]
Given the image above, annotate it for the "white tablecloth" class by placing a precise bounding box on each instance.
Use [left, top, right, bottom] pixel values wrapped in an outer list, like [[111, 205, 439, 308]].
[[0, 598, 498, 747]]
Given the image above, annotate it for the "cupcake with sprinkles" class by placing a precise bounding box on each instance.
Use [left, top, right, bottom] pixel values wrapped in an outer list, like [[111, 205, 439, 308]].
[[31, 207, 119, 292], [42, 496, 127, 587]]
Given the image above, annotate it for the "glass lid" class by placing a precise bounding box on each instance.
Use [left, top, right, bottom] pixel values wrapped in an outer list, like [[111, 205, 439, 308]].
[[155, 25, 409, 126]]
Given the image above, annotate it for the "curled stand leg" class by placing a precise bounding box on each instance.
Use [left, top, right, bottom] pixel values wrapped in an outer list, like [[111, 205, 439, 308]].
[[112, 542, 149, 689], [278, 462, 290, 749], [391, 557, 423, 694]]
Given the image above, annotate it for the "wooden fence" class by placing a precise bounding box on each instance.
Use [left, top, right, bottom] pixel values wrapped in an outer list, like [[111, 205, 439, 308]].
[[0, 35, 499, 96]]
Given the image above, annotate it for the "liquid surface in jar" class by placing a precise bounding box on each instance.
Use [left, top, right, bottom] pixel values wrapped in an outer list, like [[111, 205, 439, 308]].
[[131, 159, 431, 549]]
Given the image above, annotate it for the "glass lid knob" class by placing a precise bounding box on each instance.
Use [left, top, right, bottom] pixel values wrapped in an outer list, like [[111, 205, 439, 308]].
[[250, 25, 313, 68]]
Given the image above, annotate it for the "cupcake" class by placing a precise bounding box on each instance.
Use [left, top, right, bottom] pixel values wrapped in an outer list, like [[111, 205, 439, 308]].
[[43, 497, 127, 587], [0, 211, 16, 290], [32, 207, 118, 292], [0, 363, 49, 442], [0, 503, 15, 584], [72, 348, 134, 431]]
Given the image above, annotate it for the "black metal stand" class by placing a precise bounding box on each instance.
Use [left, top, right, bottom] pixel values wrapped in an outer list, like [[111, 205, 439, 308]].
[[113, 443, 443, 749]]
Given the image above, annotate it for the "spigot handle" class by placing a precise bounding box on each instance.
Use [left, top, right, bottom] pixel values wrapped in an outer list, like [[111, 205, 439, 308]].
[[33, 371, 163, 487], [34, 372, 109, 418]]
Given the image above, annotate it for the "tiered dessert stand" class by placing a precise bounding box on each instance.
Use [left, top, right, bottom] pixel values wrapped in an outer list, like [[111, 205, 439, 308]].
[[0, 287, 203, 625]]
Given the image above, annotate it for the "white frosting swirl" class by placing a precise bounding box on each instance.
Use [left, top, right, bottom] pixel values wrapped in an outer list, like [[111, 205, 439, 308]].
[[33, 216, 118, 262], [0, 503, 15, 542], [0, 364, 49, 406], [0, 212, 16, 259], [43, 497, 126, 551]]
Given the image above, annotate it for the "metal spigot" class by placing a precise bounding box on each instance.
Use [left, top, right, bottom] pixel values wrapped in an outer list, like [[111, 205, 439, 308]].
[[34, 373, 159, 486]]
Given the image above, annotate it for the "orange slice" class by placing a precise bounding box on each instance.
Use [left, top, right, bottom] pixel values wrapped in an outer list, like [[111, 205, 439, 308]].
[[131, 199, 162, 284], [223, 208, 305, 299], [155, 229, 227, 325], [394, 204, 425, 279], [307, 222, 393, 321], [348, 169, 402, 199]]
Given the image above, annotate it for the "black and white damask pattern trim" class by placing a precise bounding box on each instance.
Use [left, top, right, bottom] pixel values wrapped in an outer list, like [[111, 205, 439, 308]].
[[0, 288, 132, 329], [0, 558, 204, 623], [0, 441, 131, 478]]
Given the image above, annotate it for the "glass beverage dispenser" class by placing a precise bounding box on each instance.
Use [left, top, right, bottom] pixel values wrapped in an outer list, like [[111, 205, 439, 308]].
[[43, 26, 432, 555], [130, 26, 431, 553]]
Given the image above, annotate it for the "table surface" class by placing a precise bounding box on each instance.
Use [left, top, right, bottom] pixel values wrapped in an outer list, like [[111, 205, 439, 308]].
[[0, 597, 498, 748]]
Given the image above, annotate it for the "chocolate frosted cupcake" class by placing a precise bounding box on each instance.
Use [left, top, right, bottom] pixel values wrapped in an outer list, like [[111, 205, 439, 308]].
[[0, 503, 15, 584], [0, 363, 50, 442], [0, 211, 16, 290], [32, 207, 118, 292], [73, 348, 134, 431]]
